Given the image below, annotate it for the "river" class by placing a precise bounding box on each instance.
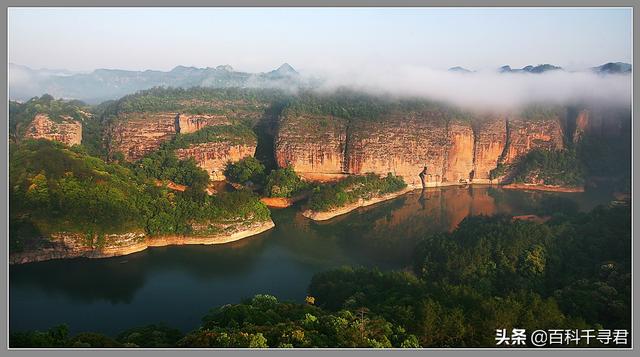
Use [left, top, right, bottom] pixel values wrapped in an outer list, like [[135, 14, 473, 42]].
[[9, 185, 614, 335]]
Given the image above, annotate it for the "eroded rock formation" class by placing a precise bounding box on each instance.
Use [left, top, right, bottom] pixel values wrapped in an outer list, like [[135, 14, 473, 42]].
[[344, 113, 451, 187], [24, 114, 82, 146]]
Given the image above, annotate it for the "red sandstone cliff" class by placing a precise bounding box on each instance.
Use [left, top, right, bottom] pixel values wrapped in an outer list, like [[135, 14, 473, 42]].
[[472, 115, 507, 181], [107, 111, 260, 179], [24, 114, 82, 146], [569, 106, 631, 140], [107, 112, 177, 161], [274, 110, 567, 186], [275, 114, 348, 181], [343, 113, 451, 187]]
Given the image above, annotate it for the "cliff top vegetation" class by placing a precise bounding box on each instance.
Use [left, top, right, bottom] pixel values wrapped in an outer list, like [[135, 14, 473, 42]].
[[282, 88, 475, 122], [106, 87, 288, 115]]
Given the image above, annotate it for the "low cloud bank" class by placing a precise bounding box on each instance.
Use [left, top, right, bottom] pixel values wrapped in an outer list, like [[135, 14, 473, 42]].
[[309, 65, 632, 111]]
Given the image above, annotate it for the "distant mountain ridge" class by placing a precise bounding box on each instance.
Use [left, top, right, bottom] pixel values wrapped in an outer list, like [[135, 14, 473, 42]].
[[448, 66, 473, 73], [9, 63, 304, 104], [498, 64, 563, 73], [592, 62, 632, 74]]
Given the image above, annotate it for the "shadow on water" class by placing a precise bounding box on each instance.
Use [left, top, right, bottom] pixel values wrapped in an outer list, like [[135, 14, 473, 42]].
[[10, 186, 613, 334]]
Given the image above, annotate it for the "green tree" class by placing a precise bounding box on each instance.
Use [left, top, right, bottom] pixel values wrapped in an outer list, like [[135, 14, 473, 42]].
[[224, 157, 265, 186]]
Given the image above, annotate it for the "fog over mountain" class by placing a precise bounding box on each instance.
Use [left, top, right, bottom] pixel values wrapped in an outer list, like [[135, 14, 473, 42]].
[[9, 61, 631, 110], [314, 63, 632, 110]]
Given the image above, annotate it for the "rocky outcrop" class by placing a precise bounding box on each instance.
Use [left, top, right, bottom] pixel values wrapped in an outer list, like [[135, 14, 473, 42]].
[[175, 142, 257, 181], [275, 110, 567, 186], [107, 112, 177, 161], [24, 114, 82, 146], [9, 220, 275, 264]]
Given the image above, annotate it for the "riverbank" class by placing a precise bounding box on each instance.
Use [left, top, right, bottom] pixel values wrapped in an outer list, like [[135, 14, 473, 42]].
[[302, 187, 415, 221], [502, 183, 585, 193], [9, 220, 275, 265]]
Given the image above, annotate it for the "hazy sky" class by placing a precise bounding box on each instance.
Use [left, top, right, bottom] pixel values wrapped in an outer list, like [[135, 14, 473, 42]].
[[8, 7, 632, 73]]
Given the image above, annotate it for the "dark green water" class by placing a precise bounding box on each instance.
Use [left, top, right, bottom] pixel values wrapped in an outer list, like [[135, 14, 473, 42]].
[[10, 186, 614, 335]]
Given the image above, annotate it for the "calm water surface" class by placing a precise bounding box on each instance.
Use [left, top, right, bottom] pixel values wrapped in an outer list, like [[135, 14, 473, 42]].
[[10, 186, 613, 335]]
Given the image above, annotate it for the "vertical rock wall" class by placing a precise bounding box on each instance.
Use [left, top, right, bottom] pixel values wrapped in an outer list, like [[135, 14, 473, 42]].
[[275, 110, 568, 186], [472, 116, 508, 181], [443, 121, 475, 183], [344, 113, 450, 187], [274, 114, 348, 180]]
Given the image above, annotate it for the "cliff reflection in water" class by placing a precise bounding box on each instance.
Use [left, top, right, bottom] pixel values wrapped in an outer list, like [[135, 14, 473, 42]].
[[309, 185, 608, 266], [10, 186, 610, 335]]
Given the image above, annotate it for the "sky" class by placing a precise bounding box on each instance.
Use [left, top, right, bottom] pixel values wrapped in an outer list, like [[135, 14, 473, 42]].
[[8, 7, 633, 73]]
